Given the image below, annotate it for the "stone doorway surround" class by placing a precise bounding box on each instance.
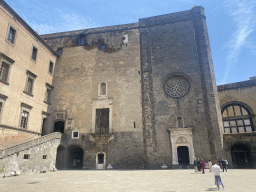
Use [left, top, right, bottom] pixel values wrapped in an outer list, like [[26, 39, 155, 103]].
[[168, 127, 195, 166], [96, 152, 106, 169]]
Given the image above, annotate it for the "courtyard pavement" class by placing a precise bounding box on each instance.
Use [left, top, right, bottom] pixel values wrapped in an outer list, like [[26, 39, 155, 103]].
[[0, 169, 255, 192]]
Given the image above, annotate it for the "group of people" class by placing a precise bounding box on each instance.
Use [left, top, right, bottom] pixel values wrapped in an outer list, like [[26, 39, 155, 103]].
[[194, 157, 228, 190], [194, 158, 228, 173], [217, 158, 228, 172], [193, 158, 208, 174]]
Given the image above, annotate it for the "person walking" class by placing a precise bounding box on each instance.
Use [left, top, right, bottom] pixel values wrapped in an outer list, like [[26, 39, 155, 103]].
[[224, 158, 228, 171], [212, 162, 226, 190], [201, 159, 205, 174], [208, 160, 212, 172], [197, 158, 201, 172], [194, 158, 198, 173]]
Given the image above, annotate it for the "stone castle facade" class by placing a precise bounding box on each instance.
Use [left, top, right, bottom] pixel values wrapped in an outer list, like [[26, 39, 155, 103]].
[[0, 0, 255, 173]]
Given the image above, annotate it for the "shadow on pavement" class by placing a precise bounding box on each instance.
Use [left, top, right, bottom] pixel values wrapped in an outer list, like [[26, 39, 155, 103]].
[[205, 188, 217, 191]]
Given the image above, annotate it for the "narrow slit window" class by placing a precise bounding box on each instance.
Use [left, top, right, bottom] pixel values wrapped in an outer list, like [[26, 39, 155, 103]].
[[49, 61, 54, 74], [0, 102, 2, 118], [31, 46, 38, 61]]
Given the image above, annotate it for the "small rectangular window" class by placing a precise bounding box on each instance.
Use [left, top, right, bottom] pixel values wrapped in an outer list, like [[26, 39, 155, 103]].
[[0, 95, 8, 122], [7, 26, 16, 44], [73, 132, 78, 138], [57, 48, 63, 55], [20, 110, 29, 128], [45, 83, 53, 104], [0, 62, 9, 82], [31, 46, 38, 61], [25, 77, 34, 94], [79, 36, 86, 45], [72, 130, 79, 139], [45, 88, 51, 103], [0, 53, 15, 85], [43, 155, 47, 159], [24, 154, 30, 159], [49, 61, 54, 74], [24, 70, 37, 96]]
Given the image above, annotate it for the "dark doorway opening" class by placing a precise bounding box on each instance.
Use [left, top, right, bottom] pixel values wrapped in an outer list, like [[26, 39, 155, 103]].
[[68, 146, 84, 169], [231, 144, 252, 168], [56, 145, 65, 170], [41, 118, 47, 136], [98, 153, 104, 164], [54, 121, 64, 133], [96, 108, 109, 133], [177, 146, 190, 165]]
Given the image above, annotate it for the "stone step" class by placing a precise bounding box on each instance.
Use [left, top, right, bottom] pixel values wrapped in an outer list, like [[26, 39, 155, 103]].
[[0, 132, 62, 159]]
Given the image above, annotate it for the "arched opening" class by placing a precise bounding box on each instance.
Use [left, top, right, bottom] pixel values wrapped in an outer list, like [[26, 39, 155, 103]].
[[54, 121, 64, 133], [222, 103, 254, 133], [68, 146, 84, 169], [231, 143, 252, 168], [96, 152, 106, 169], [100, 82, 106, 95], [177, 117, 183, 128], [177, 146, 189, 165], [56, 145, 65, 170]]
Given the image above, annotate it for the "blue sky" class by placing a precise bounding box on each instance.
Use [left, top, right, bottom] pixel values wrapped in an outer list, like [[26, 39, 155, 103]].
[[5, 0, 256, 85]]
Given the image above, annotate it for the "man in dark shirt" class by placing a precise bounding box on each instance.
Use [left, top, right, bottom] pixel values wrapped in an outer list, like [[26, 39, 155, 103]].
[[221, 159, 227, 172]]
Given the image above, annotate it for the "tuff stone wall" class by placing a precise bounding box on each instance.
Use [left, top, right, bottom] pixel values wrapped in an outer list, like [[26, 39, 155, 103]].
[[140, 6, 223, 168], [84, 131, 144, 169], [43, 28, 142, 134], [55, 131, 144, 170], [42, 27, 143, 169]]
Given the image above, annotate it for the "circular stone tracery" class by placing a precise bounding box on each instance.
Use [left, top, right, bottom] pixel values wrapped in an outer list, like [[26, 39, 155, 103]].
[[164, 76, 189, 98]]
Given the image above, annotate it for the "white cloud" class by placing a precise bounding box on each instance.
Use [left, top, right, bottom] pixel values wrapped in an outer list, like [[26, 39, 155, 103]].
[[221, 0, 256, 84], [30, 13, 98, 34]]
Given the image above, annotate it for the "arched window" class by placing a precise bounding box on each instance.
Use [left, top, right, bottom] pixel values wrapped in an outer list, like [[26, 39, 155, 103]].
[[177, 116, 183, 128], [98, 82, 107, 96], [221, 104, 254, 133]]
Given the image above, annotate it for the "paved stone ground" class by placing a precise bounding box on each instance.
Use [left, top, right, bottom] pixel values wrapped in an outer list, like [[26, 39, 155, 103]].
[[0, 169, 255, 192]]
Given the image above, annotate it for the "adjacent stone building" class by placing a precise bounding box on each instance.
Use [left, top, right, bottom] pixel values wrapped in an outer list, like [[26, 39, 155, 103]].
[[41, 6, 225, 169], [0, 0, 255, 173], [218, 78, 256, 168], [0, 0, 60, 173]]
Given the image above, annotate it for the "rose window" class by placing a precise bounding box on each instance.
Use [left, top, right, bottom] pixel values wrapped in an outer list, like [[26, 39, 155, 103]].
[[164, 76, 189, 98]]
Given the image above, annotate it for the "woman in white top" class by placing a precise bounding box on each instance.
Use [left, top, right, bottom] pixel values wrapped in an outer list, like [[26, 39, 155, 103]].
[[208, 160, 212, 172]]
